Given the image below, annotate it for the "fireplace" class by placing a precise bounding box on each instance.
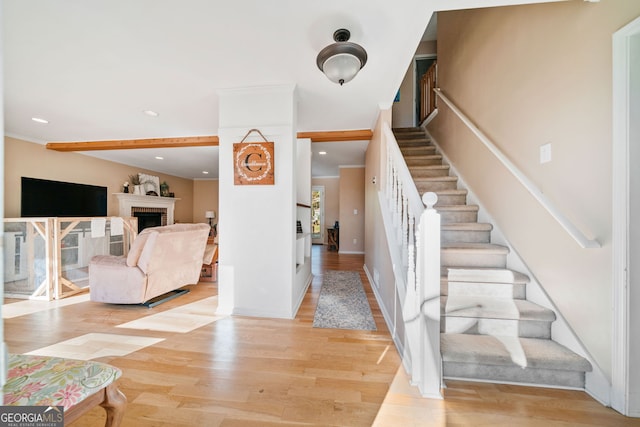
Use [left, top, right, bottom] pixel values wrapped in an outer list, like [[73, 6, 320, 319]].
[[131, 207, 168, 232], [134, 212, 163, 232], [114, 193, 179, 232]]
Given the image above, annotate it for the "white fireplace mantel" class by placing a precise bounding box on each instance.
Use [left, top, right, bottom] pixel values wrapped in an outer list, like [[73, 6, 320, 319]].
[[114, 193, 180, 225]]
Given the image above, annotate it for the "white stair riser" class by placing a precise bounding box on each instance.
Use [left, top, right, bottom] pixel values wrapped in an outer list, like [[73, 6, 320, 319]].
[[441, 317, 551, 339], [442, 229, 491, 243], [410, 167, 450, 178], [401, 146, 436, 154], [440, 210, 479, 223], [434, 194, 467, 206], [443, 281, 526, 299], [406, 157, 442, 166], [416, 180, 458, 192], [443, 363, 586, 388], [442, 252, 507, 268]]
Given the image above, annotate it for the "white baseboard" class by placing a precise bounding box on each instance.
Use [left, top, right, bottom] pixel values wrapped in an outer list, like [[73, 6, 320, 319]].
[[363, 263, 410, 373], [339, 250, 365, 254]]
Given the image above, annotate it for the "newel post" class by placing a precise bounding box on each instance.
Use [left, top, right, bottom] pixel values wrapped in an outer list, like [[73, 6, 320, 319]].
[[417, 192, 442, 398]]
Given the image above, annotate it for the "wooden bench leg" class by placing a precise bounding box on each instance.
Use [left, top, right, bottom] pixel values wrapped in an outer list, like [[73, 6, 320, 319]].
[[100, 383, 127, 427]]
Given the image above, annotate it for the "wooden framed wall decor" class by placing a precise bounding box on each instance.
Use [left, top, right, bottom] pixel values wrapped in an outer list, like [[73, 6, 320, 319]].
[[233, 129, 275, 185]]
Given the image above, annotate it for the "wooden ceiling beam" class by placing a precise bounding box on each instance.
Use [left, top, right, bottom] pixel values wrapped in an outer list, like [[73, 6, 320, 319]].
[[45, 129, 372, 152], [46, 136, 220, 152], [298, 129, 373, 142]]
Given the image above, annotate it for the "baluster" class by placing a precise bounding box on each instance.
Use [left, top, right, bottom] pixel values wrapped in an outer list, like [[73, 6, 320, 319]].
[[386, 142, 393, 203], [402, 192, 408, 266], [390, 165, 397, 213], [408, 211, 416, 292], [396, 179, 403, 244]]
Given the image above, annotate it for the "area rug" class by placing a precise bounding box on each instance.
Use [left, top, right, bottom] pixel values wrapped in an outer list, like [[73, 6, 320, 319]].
[[313, 270, 377, 331]]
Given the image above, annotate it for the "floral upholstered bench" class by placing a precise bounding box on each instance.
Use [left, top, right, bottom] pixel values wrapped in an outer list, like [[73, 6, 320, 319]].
[[3, 354, 126, 426]]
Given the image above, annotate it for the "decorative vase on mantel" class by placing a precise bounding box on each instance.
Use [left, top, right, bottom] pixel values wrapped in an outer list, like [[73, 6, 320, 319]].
[[133, 185, 144, 195]]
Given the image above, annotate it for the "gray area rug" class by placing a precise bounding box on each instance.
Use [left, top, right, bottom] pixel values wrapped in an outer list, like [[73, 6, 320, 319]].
[[313, 270, 377, 331]]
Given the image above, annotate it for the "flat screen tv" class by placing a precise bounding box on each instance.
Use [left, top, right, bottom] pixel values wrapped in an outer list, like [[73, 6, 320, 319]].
[[21, 177, 107, 217]]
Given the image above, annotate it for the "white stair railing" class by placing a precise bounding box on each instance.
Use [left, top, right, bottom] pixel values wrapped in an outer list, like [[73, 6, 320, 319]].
[[380, 123, 442, 398]]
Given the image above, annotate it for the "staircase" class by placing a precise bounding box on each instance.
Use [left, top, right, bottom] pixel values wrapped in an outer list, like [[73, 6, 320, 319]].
[[392, 127, 592, 389]]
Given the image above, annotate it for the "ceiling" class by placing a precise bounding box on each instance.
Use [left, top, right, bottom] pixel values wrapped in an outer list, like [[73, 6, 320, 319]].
[[2, 1, 439, 179]]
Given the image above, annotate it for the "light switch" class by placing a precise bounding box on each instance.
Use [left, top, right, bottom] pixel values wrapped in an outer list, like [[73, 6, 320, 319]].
[[353, 209, 358, 215], [540, 143, 552, 164]]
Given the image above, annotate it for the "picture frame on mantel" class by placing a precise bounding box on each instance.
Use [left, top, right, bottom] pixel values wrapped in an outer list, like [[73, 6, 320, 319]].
[[139, 173, 160, 195]]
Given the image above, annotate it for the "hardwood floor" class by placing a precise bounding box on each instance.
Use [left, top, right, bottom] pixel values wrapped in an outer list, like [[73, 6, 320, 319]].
[[3, 245, 639, 426]]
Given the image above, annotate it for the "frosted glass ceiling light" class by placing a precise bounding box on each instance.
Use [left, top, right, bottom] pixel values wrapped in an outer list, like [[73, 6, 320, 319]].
[[317, 29, 367, 86]]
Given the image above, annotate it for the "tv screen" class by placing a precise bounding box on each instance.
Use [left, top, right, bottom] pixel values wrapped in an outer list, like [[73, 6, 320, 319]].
[[21, 177, 107, 217]]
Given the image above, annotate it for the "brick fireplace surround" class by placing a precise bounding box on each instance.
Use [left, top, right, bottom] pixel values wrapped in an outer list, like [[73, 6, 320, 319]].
[[114, 193, 178, 226]]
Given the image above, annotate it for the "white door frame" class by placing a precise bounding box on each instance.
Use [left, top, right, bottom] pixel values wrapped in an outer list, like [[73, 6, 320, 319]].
[[612, 15, 640, 417], [311, 185, 325, 243]]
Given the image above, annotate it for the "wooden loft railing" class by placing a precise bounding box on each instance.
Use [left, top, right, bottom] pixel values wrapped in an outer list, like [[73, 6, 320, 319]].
[[420, 61, 437, 123], [3, 217, 137, 300]]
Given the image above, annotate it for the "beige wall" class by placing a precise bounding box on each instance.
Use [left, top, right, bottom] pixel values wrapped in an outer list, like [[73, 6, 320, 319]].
[[339, 167, 365, 253], [392, 40, 437, 129], [5, 136, 195, 222], [428, 1, 640, 378], [193, 179, 219, 228], [311, 177, 339, 245]]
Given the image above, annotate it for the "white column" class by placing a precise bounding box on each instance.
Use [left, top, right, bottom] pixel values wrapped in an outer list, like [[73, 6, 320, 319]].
[[217, 84, 298, 318]]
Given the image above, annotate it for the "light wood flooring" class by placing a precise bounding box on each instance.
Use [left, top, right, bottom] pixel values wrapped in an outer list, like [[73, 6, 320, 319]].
[[4, 245, 639, 426]]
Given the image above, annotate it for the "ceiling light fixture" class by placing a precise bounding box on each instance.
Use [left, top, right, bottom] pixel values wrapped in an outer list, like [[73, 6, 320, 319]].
[[316, 29, 367, 86], [143, 110, 159, 117], [319, 151, 327, 155], [202, 171, 209, 175], [155, 156, 164, 160], [31, 117, 49, 124]]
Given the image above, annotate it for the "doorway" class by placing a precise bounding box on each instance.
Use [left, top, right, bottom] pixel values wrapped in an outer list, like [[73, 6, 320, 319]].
[[312, 186, 324, 244], [414, 55, 437, 125], [612, 15, 640, 417]]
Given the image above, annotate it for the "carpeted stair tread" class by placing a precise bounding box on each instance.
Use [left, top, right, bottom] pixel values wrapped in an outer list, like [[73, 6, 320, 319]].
[[442, 242, 509, 254], [436, 204, 478, 212], [442, 222, 492, 231], [415, 176, 458, 184], [398, 140, 431, 148], [409, 165, 450, 178], [431, 189, 468, 205], [404, 154, 442, 161], [441, 333, 592, 372], [441, 296, 556, 321]]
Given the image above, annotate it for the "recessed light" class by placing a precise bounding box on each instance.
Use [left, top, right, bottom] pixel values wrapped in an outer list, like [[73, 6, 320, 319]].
[[202, 171, 209, 175], [319, 151, 327, 155], [143, 110, 159, 117], [31, 117, 49, 124], [155, 156, 164, 160]]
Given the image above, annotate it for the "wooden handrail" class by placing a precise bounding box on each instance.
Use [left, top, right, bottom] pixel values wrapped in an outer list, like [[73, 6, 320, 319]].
[[433, 88, 600, 249]]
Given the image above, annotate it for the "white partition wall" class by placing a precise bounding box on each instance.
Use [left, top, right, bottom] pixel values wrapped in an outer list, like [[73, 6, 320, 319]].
[[217, 84, 299, 319]]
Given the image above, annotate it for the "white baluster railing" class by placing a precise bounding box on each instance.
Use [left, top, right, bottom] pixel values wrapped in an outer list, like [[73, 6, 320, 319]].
[[379, 123, 442, 398]]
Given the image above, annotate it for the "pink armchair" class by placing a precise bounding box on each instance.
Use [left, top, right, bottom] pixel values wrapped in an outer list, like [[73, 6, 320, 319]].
[[89, 223, 210, 304]]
